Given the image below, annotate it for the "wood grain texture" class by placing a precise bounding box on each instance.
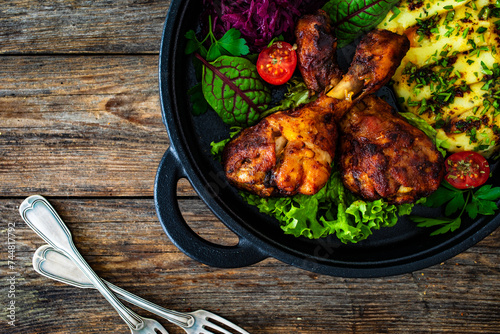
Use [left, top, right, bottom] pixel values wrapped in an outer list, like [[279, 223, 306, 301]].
[[0, 0, 171, 54], [2, 198, 499, 334], [0, 55, 194, 196], [1, 0, 499, 333]]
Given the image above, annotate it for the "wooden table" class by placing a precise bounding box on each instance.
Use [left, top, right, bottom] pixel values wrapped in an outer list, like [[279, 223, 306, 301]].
[[1, 1, 499, 333]]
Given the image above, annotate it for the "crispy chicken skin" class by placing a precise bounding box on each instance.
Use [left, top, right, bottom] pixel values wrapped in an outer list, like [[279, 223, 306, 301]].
[[223, 104, 337, 197], [295, 10, 343, 93], [339, 95, 444, 204], [222, 28, 410, 197]]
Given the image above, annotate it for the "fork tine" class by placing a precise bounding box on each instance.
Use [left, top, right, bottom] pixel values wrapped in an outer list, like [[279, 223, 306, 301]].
[[202, 324, 237, 334], [153, 327, 169, 334], [203, 313, 250, 334], [140, 318, 169, 334], [154, 324, 169, 334]]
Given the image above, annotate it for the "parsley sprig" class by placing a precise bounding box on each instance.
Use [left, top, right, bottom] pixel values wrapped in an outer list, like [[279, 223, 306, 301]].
[[184, 17, 250, 116], [410, 182, 500, 235], [185, 16, 249, 62]]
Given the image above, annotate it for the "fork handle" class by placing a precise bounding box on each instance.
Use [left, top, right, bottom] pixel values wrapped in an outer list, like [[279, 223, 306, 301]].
[[35, 245, 195, 328], [20, 195, 144, 330], [105, 280, 194, 328]]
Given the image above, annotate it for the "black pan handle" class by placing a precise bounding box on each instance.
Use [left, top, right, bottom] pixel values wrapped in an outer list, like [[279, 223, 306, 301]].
[[154, 148, 268, 268]]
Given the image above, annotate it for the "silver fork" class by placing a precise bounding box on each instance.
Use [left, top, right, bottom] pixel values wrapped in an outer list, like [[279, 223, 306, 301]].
[[20, 195, 169, 334], [33, 244, 251, 334]]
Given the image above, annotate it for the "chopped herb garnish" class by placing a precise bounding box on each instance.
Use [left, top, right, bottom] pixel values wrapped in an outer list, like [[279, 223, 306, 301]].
[[477, 27, 487, 34], [389, 7, 401, 21], [481, 61, 493, 76], [462, 27, 470, 38]]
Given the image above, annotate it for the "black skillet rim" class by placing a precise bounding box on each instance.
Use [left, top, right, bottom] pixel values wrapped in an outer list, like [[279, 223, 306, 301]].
[[155, 0, 500, 277]]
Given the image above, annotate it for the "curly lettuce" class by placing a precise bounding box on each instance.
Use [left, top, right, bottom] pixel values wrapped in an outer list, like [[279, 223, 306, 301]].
[[241, 169, 414, 243]]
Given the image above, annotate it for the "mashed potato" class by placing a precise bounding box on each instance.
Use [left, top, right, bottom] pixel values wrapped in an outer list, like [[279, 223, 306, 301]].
[[378, 0, 500, 157]]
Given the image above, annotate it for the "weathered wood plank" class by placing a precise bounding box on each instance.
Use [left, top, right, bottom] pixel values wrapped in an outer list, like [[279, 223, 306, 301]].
[[0, 0, 171, 54], [2, 1, 500, 333], [0, 55, 195, 196], [2, 198, 499, 333]]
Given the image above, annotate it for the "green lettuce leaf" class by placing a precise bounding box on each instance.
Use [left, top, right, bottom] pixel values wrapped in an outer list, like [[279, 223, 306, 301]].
[[259, 79, 315, 118], [323, 0, 399, 48], [240, 169, 413, 244], [210, 127, 242, 159]]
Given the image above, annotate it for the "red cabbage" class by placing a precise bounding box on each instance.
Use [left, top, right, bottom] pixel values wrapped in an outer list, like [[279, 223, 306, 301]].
[[201, 0, 324, 52]]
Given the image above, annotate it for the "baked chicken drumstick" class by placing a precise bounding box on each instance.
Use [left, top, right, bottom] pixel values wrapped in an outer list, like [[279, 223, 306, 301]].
[[295, 10, 343, 92], [222, 27, 409, 197], [339, 96, 444, 204], [323, 27, 443, 204], [309, 20, 442, 204]]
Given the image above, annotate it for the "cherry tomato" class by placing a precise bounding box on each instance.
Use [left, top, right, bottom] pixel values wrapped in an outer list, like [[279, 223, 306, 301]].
[[444, 151, 490, 189], [257, 41, 297, 85]]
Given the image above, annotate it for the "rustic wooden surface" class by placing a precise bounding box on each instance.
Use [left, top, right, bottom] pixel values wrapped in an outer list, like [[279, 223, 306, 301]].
[[1, 1, 499, 333]]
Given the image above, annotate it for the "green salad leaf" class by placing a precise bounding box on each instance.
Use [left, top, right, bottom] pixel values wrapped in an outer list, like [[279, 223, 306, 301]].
[[210, 78, 413, 243], [210, 127, 242, 159], [185, 22, 251, 116], [259, 79, 315, 118], [199, 55, 272, 127], [185, 18, 249, 62], [322, 0, 399, 48], [241, 169, 413, 244]]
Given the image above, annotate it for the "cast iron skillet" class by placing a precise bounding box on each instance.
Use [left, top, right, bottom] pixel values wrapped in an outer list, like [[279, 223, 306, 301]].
[[155, 0, 500, 277]]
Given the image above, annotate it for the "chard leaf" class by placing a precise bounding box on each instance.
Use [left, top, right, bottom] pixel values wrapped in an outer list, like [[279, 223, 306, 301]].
[[323, 0, 399, 48], [199, 55, 272, 127]]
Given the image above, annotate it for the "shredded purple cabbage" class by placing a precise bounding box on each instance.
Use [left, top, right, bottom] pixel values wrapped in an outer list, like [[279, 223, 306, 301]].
[[201, 0, 324, 52]]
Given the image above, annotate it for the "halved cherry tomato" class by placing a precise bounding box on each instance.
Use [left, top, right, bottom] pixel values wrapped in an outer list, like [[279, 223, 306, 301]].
[[444, 151, 490, 189], [256, 41, 297, 85]]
